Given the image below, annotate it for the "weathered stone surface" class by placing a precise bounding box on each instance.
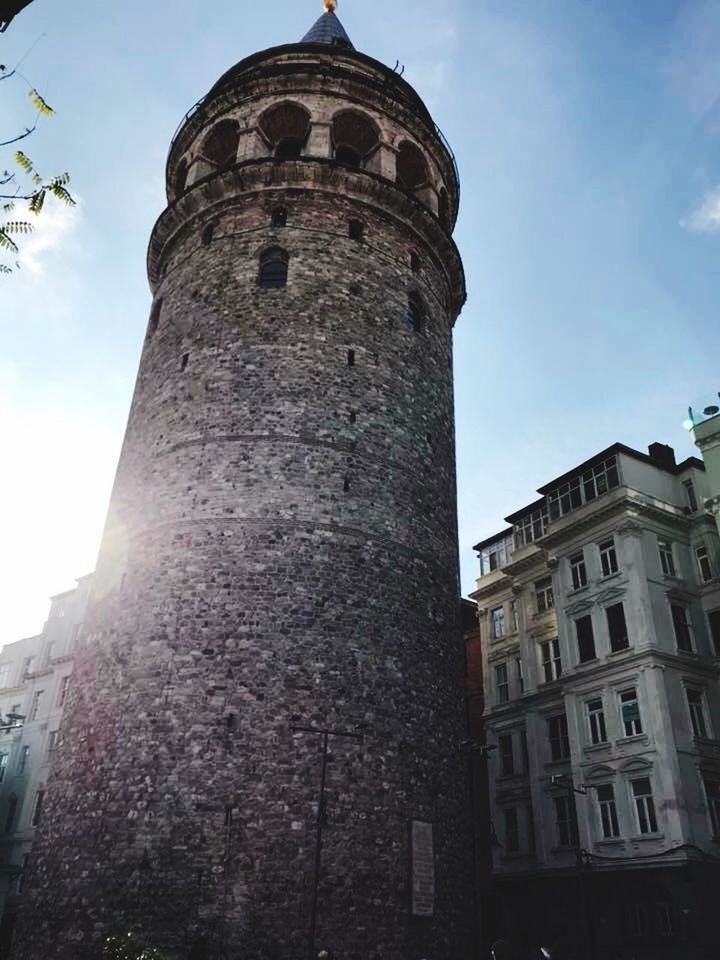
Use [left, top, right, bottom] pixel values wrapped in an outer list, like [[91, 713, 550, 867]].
[[13, 42, 470, 960]]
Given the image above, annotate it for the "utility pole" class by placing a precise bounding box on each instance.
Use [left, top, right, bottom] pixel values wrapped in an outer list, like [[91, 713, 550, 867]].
[[292, 724, 364, 960]]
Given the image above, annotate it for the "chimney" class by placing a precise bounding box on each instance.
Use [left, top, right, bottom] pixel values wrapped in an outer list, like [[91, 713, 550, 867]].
[[648, 442, 677, 469]]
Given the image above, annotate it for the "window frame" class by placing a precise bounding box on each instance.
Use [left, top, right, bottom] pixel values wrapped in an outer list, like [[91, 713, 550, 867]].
[[630, 777, 659, 835], [258, 253, 289, 289], [499, 733, 515, 777], [683, 478, 699, 513], [671, 603, 694, 653], [587, 698, 608, 745], [704, 779, 720, 837], [548, 713, 571, 762], [599, 538, 619, 578], [570, 551, 588, 591], [17, 745, 30, 774], [535, 578, 554, 614], [695, 544, 714, 583], [513, 507, 548, 549], [619, 688, 643, 737], [495, 663, 510, 705], [539, 638, 562, 683], [547, 456, 620, 520], [658, 539, 677, 578], [490, 606, 506, 641], [606, 602, 629, 653], [686, 688, 709, 739], [575, 615, 597, 663], [514, 656, 525, 697], [554, 794, 579, 848], [709, 609, 720, 657], [596, 783, 621, 839], [503, 806, 520, 854]]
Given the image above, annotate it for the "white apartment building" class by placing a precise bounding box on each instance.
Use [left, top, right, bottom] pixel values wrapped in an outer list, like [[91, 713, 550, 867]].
[[0, 576, 91, 958], [471, 442, 720, 960]]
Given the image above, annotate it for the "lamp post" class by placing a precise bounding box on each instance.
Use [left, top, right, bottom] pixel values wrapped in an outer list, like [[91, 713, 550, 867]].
[[292, 724, 364, 960]]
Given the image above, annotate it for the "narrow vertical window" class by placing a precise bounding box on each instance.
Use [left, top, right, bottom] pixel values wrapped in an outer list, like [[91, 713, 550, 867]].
[[31, 789, 44, 827], [495, 664, 509, 705], [348, 219, 364, 241], [17, 746, 30, 773], [29, 691, 43, 722], [0, 754, 7, 784], [58, 676, 70, 708], [410, 250, 421, 272], [620, 688, 642, 737], [490, 607, 505, 640], [535, 578, 554, 613], [4, 795, 17, 834], [606, 603, 629, 652], [180, 353, 189, 372], [16, 853, 29, 894], [671, 604, 694, 652], [258, 249, 289, 289], [587, 699, 607, 745], [503, 807, 520, 853], [575, 615, 596, 663], [514, 657, 524, 696], [539, 638, 562, 682], [686, 689, 709, 739], [201, 223, 215, 246], [597, 784, 620, 838], [658, 540, 676, 577], [695, 545, 714, 583], [499, 734, 514, 776], [405, 293, 424, 333], [599, 539, 619, 577], [570, 551, 587, 590], [347, 350, 355, 367], [704, 780, 720, 837], [631, 778, 658, 834], [684, 479, 699, 512], [271, 207, 288, 228], [548, 714, 570, 761], [709, 609, 720, 657], [554, 795, 579, 847]]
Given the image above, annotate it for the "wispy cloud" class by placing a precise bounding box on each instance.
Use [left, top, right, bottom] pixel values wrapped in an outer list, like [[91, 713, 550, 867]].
[[682, 185, 720, 232], [18, 195, 82, 274]]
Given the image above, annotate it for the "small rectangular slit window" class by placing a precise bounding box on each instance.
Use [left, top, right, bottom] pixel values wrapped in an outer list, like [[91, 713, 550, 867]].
[[347, 350, 355, 367], [181, 353, 189, 372]]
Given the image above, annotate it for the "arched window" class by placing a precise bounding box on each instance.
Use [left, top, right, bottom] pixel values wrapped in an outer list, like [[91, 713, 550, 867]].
[[405, 293, 424, 333], [258, 248, 289, 289], [332, 110, 380, 168], [396, 141, 429, 193], [271, 207, 288, 228], [349, 220, 364, 241], [259, 102, 311, 159], [201, 119, 240, 169], [147, 298, 163, 338], [175, 158, 188, 198]]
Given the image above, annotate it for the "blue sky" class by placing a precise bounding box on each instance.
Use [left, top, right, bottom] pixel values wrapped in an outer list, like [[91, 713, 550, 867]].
[[2, 0, 720, 642]]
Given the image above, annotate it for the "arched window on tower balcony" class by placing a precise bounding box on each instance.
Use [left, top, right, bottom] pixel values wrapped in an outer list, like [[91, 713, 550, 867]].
[[201, 119, 240, 170], [258, 247, 289, 289], [396, 141, 429, 195], [258, 102, 311, 161], [174, 158, 188, 199], [332, 110, 380, 169]]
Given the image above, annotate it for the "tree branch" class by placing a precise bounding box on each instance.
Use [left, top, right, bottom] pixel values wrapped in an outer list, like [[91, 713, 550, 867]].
[[0, 124, 37, 148]]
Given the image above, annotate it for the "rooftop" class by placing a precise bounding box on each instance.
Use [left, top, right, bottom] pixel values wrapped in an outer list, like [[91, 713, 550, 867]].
[[301, 2, 354, 49]]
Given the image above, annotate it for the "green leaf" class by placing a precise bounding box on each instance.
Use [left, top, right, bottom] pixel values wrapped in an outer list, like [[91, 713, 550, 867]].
[[0, 230, 19, 253], [29, 190, 45, 215], [0, 264, 12, 274], [47, 183, 75, 206], [2, 203, 15, 213], [28, 89, 55, 117], [2, 221, 35, 235], [15, 152, 34, 174]]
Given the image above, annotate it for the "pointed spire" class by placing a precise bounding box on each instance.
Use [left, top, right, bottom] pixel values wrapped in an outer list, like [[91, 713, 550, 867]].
[[301, 0, 355, 49]]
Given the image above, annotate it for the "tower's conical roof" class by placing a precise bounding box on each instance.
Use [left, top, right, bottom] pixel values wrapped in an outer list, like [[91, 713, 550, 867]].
[[301, 7, 354, 49]]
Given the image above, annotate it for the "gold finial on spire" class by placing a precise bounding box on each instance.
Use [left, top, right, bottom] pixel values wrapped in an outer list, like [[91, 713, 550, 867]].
[[324, 0, 337, 12]]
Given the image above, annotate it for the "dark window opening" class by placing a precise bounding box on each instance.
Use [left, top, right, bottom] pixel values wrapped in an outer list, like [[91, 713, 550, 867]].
[[349, 283, 362, 296], [410, 251, 421, 272], [347, 350, 355, 367], [349, 219, 364, 241], [343, 476, 351, 493], [258, 249, 289, 289], [180, 353, 189, 372], [275, 138, 303, 160], [31, 789, 44, 827], [548, 714, 570, 761], [224, 806, 233, 827], [201, 223, 215, 246], [332, 110, 380, 167], [4, 796, 17, 834], [576, 615, 596, 663], [271, 207, 287, 228], [499, 734, 515, 776], [336, 145, 362, 166], [606, 602, 629, 652], [405, 294, 424, 333], [671, 604, 693, 652], [396, 141, 429, 193], [709, 610, 720, 656], [349, 411, 357, 424], [426, 433, 433, 445], [147, 298, 163, 339], [201, 119, 240, 169]]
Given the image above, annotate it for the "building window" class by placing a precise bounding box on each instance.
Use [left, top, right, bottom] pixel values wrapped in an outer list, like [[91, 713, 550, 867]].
[[576, 615, 596, 663], [332, 109, 380, 168], [657, 903, 674, 937], [684, 479, 699, 513], [201, 119, 240, 169], [258, 249, 289, 289], [499, 734, 515, 776], [587, 698, 608, 745], [570, 552, 588, 590], [631, 778, 658, 835], [658, 540, 676, 577], [520, 730, 529, 773], [686, 689, 709, 739], [21, 656, 34, 679], [704, 780, 720, 836], [539, 639, 562, 683], [606, 603, 629, 652], [620, 688, 642, 737], [503, 807, 520, 854], [671, 604, 694, 652], [29, 691, 43, 723], [554, 795, 579, 847], [548, 714, 570, 761], [0, 754, 7, 784], [404, 293, 424, 333], [47, 731, 59, 754], [271, 207, 287, 228], [535, 578, 554, 613], [511, 599, 519, 633], [31, 789, 44, 827], [599, 539, 619, 577], [547, 456, 620, 520], [4, 796, 17, 834], [597, 784, 620, 838], [495, 664, 509, 705], [629, 903, 647, 938], [513, 507, 548, 548], [410, 250, 421, 272], [479, 535, 514, 575], [17, 746, 30, 773], [348, 219, 364, 241], [0, 664, 11, 688], [57, 676, 70, 708], [695, 545, 714, 583], [16, 853, 29, 894], [490, 607, 505, 641], [709, 610, 720, 657], [514, 657, 525, 696], [396, 140, 429, 193]]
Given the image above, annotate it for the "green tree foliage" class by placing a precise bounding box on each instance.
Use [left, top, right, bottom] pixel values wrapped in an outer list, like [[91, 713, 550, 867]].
[[1, 62, 75, 273], [103, 932, 169, 960]]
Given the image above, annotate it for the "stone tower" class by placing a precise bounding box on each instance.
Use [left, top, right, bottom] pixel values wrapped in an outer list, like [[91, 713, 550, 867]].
[[14, 3, 469, 958]]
